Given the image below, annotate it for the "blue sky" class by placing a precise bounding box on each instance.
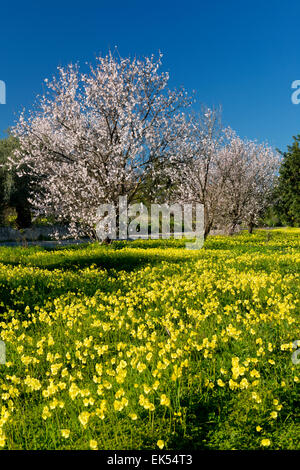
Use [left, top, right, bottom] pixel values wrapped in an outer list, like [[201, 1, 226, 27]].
[[0, 0, 300, 151]]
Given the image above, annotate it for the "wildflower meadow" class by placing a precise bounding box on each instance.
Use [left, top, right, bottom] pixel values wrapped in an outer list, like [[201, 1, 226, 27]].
[[0, 228, 298, 450]]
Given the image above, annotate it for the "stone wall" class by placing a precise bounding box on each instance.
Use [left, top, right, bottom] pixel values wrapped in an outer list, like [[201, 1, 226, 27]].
[[0, 225, 69, 242]]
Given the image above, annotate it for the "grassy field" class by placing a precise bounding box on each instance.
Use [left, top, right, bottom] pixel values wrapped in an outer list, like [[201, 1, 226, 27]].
[[0, 229, 299, 450]]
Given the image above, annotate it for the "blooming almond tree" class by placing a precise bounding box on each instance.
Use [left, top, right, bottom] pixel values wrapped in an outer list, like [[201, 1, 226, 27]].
[[167, 108, 279, 238], [217, 133, 280, 234], [168, 107, 229, 239], [12, 52, 190, 238]]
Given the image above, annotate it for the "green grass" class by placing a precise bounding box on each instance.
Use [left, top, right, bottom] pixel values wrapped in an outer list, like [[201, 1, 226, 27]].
[[0, 230, 299, 450]]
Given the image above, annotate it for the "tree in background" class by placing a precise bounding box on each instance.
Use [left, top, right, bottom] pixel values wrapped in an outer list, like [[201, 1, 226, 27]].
[[0, 134, 33, 228], [275, 136, 300, 226], [217, 132, 280, 234], [0, 156, 9, 225], [0, 135, 15, 225], [167, 107, 227, 239], [167, 108, 279, 237]]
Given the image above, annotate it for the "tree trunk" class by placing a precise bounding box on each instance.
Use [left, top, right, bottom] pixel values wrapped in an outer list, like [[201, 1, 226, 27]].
[[203, 205, 212, 240], [248, 214, 255, 234], [228, 223, 237, 236], [16, 204, 31, 229], [102, 236, 112, 245], [248, 222, 254, 234]]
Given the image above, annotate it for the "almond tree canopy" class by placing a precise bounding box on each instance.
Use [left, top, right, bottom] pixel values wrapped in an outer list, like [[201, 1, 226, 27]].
[[12, 52, 190, 238], [12, 52, 280, 240]]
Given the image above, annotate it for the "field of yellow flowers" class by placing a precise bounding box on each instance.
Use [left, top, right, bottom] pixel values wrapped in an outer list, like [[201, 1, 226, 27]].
[[0, 229, 299, 450]]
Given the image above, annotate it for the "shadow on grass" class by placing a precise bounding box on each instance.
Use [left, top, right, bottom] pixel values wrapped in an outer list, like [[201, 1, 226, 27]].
[[1, 252, 158, 272], [168, 394, 226, 450]]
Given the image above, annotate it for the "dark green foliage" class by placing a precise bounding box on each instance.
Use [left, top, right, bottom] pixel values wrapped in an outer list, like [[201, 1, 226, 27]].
[[275, 136, 300, 226], [0, 133, 33, 228], [0, 135, 15, 224]]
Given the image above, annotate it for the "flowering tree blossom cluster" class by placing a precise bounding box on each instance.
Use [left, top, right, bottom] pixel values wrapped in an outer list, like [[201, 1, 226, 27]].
[[11, 52, 280, 239], [12, 52, 190, 238], [166, 108, 280, 237], [167, 107, 228, 238], [216, 132, 280, 234]]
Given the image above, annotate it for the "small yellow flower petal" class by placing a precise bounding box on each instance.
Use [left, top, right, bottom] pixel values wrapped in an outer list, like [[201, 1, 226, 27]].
[[157, 440, 165, 449]]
